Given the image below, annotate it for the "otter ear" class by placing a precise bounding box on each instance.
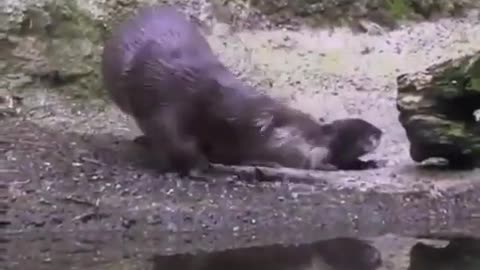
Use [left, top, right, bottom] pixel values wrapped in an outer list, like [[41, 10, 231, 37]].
[[318, 117, 326, 123]]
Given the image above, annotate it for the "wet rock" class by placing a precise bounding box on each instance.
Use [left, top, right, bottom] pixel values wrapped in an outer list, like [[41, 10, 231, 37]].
[[0, 0, 106, 99], [0, 0, 213, 99], [396, 52, 480, 169]]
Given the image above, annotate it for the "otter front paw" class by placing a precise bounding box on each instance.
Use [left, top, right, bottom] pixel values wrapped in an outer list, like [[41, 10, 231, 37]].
[[357, 160, 381, 170], [169, 144, 211, 176], [175, 155, 210, 177], [314, 163, 338, 171], [338, 159, 385, 170]]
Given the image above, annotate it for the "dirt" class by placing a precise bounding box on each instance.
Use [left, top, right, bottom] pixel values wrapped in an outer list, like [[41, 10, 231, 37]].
[[3, 10, 480, 270]]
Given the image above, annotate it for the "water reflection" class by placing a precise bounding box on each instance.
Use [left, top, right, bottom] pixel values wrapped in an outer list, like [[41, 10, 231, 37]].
[[6, 232, 480, 269], [151, 237, 382, 270], [409, 237, 480, 270]]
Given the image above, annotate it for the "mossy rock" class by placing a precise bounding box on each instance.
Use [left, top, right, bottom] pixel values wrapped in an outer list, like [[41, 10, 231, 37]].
[[0, 0, 212, 101], [396, 52, 480, 168], [0, 0, 110, 100]]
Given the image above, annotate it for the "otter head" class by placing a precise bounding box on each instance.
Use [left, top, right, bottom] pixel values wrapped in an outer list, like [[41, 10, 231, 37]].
[[323, 118, 383, 164], [355, 123, 382, 155]]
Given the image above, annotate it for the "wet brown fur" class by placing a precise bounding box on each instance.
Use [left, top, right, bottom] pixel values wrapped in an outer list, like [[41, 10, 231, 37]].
[[101, 5, 383, 173]]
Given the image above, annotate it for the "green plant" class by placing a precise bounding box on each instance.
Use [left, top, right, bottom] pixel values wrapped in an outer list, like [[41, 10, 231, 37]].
[[386, 0, 412, 19]]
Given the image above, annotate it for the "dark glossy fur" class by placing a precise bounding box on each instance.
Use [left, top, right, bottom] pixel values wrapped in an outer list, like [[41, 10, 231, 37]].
[[321, 118, 383, 170], [102, 5, 383, 173]]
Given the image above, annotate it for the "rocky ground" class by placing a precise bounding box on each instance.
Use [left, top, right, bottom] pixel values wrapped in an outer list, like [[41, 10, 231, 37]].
[[3, 6, 480, 270]]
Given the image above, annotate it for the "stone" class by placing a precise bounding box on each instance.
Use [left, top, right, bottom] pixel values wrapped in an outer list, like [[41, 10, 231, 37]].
[[396, 52, 480, 168]]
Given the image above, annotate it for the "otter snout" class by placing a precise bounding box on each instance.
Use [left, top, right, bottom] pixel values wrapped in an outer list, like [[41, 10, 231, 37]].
[[362, 132, 382, 154]]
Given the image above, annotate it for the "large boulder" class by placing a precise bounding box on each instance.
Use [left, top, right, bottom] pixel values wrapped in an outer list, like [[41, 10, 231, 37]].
[[396, 52, 480, 168], [0, 0, 214, 100], [0, 0, 111, 99]]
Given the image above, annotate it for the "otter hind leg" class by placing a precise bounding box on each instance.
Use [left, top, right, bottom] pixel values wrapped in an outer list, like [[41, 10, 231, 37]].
[[136, 109, 209, 174]]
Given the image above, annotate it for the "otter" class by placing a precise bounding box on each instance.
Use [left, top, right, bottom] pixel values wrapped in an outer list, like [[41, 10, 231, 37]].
[[313, 118, 383, 170], [101, 5, 383, 173]]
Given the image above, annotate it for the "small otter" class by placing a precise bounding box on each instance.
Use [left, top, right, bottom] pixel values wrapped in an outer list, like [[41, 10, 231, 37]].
[[102, 5, 383, 173], [317, 118, 383, 170]]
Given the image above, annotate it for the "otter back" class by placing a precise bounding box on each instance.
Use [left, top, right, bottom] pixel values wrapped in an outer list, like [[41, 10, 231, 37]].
[[101, 5, 221, 115]]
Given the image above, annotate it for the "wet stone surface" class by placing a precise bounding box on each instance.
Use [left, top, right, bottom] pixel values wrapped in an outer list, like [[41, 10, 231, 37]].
[[3, 115, 480, 239], [4, 228, 480, 269], [3, 110, 480, 269]]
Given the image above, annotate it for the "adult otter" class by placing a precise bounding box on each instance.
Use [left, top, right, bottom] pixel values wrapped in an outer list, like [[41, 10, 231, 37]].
[[101, 5, 383, 173]]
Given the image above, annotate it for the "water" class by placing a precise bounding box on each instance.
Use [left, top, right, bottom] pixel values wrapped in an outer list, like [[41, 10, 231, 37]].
[[0, 222, 480, 270], [3, 229, 480, 270]]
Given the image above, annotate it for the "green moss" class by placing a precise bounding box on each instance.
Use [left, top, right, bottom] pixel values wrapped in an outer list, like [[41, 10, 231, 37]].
[[43, 0, 105, 42], [444, 124, 468, 138], [28, 0, 107, 101], [385, 0, 413, 19], [426, 55, 480, 98], [466, 56, 480, 92]]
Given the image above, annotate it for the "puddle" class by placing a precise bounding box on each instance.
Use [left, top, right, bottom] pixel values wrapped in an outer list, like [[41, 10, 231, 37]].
[[4, 230, 480, 270], [151, 237, 382, 270]]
